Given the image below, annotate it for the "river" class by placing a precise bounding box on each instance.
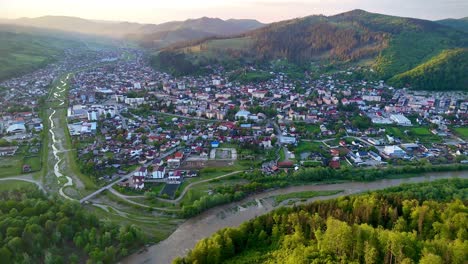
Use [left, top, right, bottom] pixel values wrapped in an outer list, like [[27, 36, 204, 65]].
[[122, 170, 468, 264]]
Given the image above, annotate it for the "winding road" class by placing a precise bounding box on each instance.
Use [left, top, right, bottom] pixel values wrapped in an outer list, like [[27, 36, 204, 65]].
[[0, 175, 46, 193]]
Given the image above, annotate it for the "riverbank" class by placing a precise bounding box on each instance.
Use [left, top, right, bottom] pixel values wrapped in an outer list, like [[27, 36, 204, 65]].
[[122, 170, 468, 264]]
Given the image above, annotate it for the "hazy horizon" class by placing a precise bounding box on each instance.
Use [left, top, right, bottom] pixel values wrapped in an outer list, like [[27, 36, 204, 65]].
[[1, 0, 467, 25]]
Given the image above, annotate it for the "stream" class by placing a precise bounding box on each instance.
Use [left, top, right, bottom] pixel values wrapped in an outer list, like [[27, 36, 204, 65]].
[[48, 74, 74, 200]]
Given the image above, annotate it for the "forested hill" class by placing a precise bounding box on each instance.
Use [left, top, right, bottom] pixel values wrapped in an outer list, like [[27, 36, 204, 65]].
[[437, 17, 468, 33], [389, 48, 468, 91], [175, 178, 468, 264], [152, 10, 468, 91]]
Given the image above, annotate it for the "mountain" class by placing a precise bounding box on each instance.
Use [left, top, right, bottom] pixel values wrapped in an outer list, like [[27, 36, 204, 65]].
[[153, 10, 468, 90], [10, 16, 142, 37], [0, 24, 84, 80], [389, 48, 468, 90], [437, 17, 468, 33], [3, 16, 264, 48], [127, 17, 265, 49]]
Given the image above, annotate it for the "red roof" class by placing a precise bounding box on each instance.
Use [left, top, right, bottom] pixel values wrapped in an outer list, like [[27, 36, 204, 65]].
[[278, 161, 294, 168]]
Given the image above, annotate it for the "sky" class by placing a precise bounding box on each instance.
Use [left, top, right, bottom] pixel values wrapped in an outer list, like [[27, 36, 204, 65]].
[[1, 0, 467, 24]]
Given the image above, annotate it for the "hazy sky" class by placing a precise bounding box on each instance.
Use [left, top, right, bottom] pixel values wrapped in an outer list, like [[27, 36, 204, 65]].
[[1, 0, 467, 23]]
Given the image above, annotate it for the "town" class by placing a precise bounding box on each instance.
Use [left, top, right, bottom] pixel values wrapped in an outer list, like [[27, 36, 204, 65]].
[[2, 46, 466, 202]]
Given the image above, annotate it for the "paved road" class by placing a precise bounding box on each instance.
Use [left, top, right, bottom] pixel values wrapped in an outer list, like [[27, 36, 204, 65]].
[[80, 147, 180, 203], [0, 176, 46, 193]]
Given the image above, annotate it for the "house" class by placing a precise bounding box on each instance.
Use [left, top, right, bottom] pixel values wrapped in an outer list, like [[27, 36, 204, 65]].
[[279, 136, 296, 145], [134, 166, 148, 177], [330, 149, 340, 157], [132, 176, 145, 189], [187, 170, 198, 177], [348, 152, 363, 163], [369, 151, 382, 161], [277, 161, 294, 168], [22, 164, 31, 173], [150, 165, 166, 179], [235, 110, 251, 120], [211, 141, 220, 148], [167, 170, 182, 183], [0, 146, 18, 156], [329, 157, 341, 169], [167, 158, 181, 169]]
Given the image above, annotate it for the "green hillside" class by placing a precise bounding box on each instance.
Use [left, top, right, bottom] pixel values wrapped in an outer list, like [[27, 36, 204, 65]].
[[175, 178, 468, 264], [437, 17, 468, 33], [0, 30, 81, 80], [389, 48, 468, 91], [152, 10, 468, 90]]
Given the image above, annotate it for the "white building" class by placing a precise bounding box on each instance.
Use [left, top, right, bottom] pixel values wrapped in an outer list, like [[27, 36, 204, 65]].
[[390, 114, 412, 126], [235, 110, 251, 120], [150, 166, 166, 179], [383, 145, 406, 158], [6, 123, 26, 134]]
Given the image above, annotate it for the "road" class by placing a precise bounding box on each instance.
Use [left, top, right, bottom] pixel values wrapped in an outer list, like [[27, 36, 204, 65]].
[[0, 175, 46, 193], [79, 147, 180, 203]]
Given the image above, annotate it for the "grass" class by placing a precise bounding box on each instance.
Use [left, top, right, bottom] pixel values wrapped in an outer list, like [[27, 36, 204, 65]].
[[0, 180, 36, 191], [453, 127, 468, 140], [23, 156, 41, 171], [179, 176, 248, 206], [271, 190, 343, 204], [86, 202, 182, 243], [0, 156, 23, 177], [0, 144, 41, 177], [295, 141, 325, 154], [176, 162, 247, 195], [383, 126, 442, 143]]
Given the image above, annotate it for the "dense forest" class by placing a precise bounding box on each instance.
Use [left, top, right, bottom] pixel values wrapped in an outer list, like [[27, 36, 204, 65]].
[[0, 187, 146, 263], [175, 178, 468, 264], [389, 48, 468, 91]]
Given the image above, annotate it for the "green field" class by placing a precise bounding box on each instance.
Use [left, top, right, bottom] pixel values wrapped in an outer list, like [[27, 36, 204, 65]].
[[0, 180, 36, 191], [0, 156, 23, 177], [295, 141, 326, 154], [453, 127, 468, 140], [384, 126, 442, 143], [23, 156, 41, 171]]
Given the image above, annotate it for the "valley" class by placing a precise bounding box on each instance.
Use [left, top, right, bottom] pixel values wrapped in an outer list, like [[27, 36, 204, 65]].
[[0, 6, 467, 264]]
